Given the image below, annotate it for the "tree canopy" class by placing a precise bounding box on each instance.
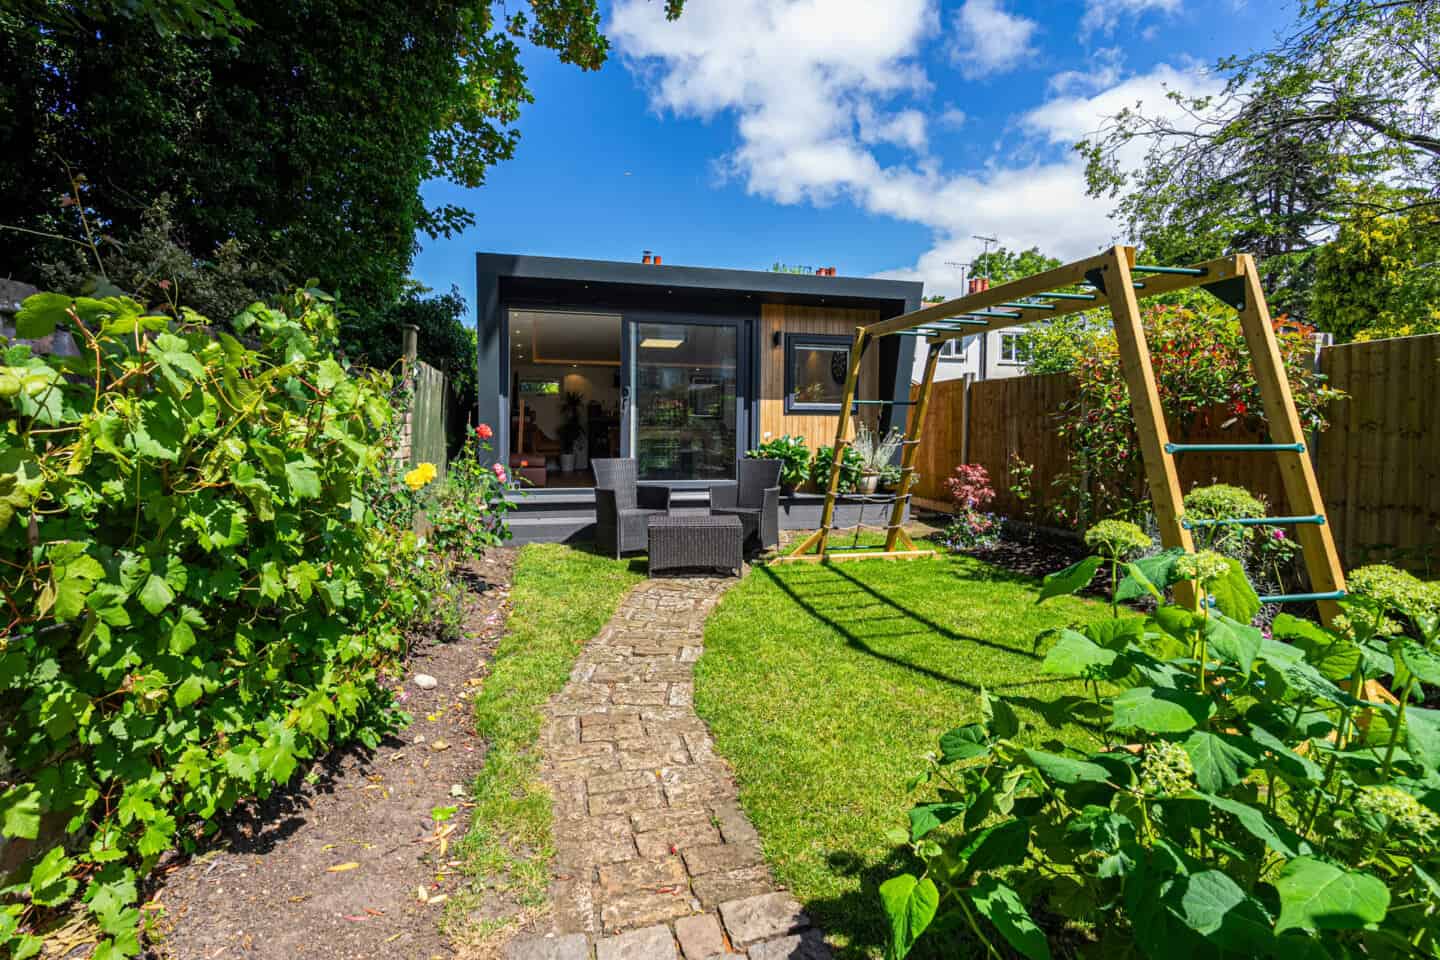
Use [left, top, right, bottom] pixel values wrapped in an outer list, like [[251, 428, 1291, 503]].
[[1079, 0, 1440, 324], [0, 0, 684, 313]]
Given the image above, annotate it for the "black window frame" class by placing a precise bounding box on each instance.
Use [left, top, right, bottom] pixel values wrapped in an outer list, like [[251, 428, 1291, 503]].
[[783, 333, 854, 413]]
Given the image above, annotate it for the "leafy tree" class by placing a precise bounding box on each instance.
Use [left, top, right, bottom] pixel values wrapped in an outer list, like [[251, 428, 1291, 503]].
[[1310, 201, 1440, 341], [969, 245, 1060, 283], [0, 0, 685, 313], [1079, 1, 1440, 317], [342, 286, 478, 401]]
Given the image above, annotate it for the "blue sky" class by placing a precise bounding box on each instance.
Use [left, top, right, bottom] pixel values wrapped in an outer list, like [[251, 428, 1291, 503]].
[[412, 0, 1294, 309]]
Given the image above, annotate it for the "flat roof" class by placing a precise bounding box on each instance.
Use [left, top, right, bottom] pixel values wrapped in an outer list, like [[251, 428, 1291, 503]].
[[476, 252, 923, 306]]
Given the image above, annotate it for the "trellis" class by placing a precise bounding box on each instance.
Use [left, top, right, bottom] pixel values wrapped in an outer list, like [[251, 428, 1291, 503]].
[[775, 245, 1347, 624]]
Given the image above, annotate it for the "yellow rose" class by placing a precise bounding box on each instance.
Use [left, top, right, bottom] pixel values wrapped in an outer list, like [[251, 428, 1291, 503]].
[[404, 462, 437, 491]]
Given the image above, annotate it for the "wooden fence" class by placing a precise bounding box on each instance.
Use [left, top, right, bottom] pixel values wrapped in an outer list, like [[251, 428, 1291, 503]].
[[913, 333, 1440, 572]]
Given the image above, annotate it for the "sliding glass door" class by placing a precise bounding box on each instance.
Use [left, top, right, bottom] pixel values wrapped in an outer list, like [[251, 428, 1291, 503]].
[[627, 318, 741, 481]]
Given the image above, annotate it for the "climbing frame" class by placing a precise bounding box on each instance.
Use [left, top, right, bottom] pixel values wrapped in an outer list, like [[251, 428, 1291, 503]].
[[773, 245, 1347, 624]]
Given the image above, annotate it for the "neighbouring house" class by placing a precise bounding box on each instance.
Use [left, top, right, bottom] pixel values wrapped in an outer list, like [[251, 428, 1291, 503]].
[[474, 253, 922, 543], [913, 326, 1036, 384]]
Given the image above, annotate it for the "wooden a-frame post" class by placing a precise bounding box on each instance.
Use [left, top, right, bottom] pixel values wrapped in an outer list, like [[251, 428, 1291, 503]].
[[883, 342, 940, 553], [1233, 254, 1346, 624], [1102, 247, 1198, 608]]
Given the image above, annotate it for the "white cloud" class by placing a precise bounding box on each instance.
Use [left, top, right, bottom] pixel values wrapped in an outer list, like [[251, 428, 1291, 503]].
[[1047, 47, 1125, 95], [1081, 0, 1183, 38], [608, 0, 1219, 297], [951, 0, 1039, 79]]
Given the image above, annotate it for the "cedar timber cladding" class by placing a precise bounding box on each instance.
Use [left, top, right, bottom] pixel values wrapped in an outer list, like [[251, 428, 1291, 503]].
[[758, 303, 880, 451]]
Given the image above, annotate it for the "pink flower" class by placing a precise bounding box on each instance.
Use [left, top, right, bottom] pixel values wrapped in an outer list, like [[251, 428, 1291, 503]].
[[476, 423, 493, 440], [492, 462, 507, 484], [1273, 529, 1286, 540]]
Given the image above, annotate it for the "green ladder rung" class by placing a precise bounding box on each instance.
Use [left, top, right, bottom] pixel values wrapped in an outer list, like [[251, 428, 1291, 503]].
[[850, 399, 914, 406], [1258, 591, 1348, 604], [1165, 442, 1306, 454], [1134, 264, 1208, 277], [1182, 515, 1325, 528], [1038, 291, 1097, 301], [999, 301, 1056, 310]]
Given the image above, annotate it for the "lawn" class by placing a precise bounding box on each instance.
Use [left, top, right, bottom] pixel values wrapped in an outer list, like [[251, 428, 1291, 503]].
[[448, 543, 643, 943], [695, 550, 1123, 959]]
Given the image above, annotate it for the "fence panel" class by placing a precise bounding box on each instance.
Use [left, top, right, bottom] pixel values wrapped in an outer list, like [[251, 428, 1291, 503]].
[[1318, 335, 1440, 571], [914, 332, 1440, 572], [410, 359, 449, 475]]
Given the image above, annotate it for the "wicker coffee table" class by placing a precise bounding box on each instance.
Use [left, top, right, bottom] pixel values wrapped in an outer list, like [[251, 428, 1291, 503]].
[[647, 513, 744, 577]]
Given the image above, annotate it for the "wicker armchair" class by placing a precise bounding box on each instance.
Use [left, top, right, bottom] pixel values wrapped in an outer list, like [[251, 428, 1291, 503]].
[[592, 458, 672, 558], [709, 459, 782, 551]]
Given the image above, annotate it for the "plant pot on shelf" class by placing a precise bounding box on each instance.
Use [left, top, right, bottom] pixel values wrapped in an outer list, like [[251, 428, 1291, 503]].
[[859, 473, 880, 495], [559, 453, 575, 473]]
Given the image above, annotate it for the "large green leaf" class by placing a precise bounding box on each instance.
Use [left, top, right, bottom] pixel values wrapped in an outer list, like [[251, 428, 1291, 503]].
[[909, 802, 966, 841], [957, 819, 1030, 875], [1037, 555, 1102, 603], [14, 292, 72, 339], [1182, 731, 1261, 793], [878, 873, 939, 960], [1042, 630, 1118, 678], [1023, 749, 1111, 785], [1274, 856, 1390, 932], [938, 723, 990, 764], [1403, 706, 1440, 769], [1110, 687, 1213, 734], [1203, 612, 1262, 675], [1191, 791, 1308, 857], [1116, 547, 1186, 601], [1397, 640, 1440, 686], [1082, 617, 1146, 651], [1171, 869, 1275, 953], [1206, 557, 1260, 623], [0, 783, 42, 839], [968, 876, 1051, 960]]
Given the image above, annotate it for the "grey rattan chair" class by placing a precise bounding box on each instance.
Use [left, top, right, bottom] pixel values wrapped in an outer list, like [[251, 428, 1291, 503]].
[[709, 458, 782, 551], [592, 458, 672, 558]]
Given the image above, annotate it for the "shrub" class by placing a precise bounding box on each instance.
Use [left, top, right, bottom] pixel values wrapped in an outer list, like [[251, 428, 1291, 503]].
[[1183, 482, 1266, 558], [747, 435, 810, 491], [880, 553, 1440, 958], [810, 444, 863, 494], [944, 463, 995, 511], [0, 290, 425, 958]]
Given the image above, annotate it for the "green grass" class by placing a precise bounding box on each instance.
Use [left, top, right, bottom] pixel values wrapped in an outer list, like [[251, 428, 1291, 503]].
[[695, 550, 1123, 959], [446, 544, 643, 941]]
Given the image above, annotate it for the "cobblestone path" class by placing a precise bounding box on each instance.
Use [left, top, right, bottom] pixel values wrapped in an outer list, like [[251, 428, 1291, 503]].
[[505, 575, 830, 960]]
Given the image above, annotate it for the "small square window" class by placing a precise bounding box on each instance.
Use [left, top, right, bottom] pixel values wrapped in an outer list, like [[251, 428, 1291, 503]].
[[938, 338, 966, 360], [998, 332, 1031, 365], [785, 335, 851, 412]]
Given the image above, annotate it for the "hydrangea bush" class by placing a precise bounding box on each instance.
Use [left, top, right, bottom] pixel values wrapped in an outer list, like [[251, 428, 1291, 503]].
[[880, 541, 1440, 958]]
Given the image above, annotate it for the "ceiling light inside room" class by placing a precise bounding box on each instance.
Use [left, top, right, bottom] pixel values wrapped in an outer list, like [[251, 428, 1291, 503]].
[[639, 337, 684, 349]]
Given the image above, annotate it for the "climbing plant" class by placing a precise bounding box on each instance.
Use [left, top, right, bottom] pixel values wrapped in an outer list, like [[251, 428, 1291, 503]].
[[1052, 302, 1339, 527], [0, 290, 429, 958]]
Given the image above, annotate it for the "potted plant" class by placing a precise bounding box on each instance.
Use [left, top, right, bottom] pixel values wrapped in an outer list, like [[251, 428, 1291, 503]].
[[558, 391, 586, 473], [745, 434, 810, 494], [851, 423, 904, 495]]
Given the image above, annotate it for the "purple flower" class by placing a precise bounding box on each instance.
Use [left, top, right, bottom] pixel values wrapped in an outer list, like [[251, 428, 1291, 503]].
[[1272, 529, 1286, 540]]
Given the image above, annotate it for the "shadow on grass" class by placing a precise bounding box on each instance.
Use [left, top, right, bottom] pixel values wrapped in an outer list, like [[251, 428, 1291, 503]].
[[804, 843, 987, 960], [754, 563, 1049, 694]]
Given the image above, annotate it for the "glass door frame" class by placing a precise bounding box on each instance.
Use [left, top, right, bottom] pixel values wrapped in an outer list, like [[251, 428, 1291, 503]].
[[621, 310, 752, 488]]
